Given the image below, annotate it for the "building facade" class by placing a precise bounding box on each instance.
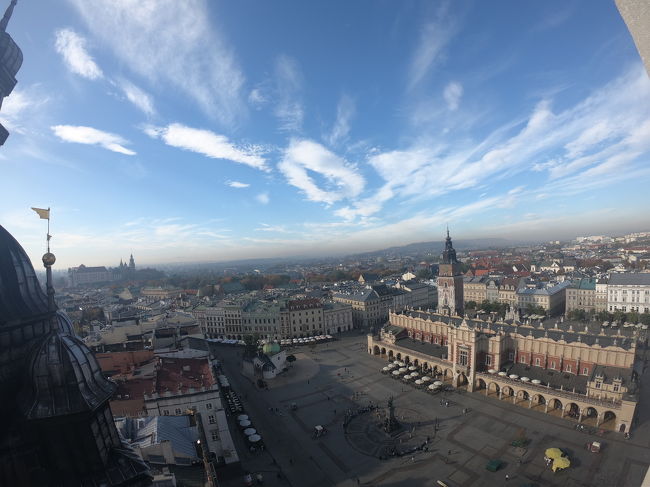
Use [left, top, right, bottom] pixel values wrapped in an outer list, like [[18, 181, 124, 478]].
[[516, 281, 570, 316], [333, 288, 384, 328], [143, 357, 238, 465], [607, 273, 650, 313], [368, 309, 641, 433], [565, 278, 597, 314]]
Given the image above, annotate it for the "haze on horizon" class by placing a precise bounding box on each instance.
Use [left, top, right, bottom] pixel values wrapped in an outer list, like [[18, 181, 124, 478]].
[[1, 1, 650, 269]]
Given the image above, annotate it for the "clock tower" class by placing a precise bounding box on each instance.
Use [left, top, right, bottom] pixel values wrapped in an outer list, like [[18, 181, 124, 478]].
[[438, 228, 464, 316]]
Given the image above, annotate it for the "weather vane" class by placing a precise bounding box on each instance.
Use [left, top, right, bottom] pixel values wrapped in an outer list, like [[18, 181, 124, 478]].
[[31, 206, 51, 251]]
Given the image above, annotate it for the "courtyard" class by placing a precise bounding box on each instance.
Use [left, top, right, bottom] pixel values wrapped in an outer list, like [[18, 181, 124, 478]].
[[212, 333, 650, 487]]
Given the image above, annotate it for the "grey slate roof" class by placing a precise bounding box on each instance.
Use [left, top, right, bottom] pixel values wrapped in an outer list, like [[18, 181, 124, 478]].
[[397, 309, 637, 350], [395, 337, 448, 359], [608, 273, 650, 286], [506, 362, 589, 394], [121, 415, 199, 459]]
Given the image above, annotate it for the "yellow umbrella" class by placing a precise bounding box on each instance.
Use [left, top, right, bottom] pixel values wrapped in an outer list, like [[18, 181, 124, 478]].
[[551, 456, 571, 472], [545, 448, 564, 459]]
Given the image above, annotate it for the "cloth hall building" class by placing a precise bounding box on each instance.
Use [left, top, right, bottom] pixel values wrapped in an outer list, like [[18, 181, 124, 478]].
[[367, 232, 642, 433]]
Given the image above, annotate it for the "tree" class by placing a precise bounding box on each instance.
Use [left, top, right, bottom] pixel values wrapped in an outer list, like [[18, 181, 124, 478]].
[[416, 268, 432, 280], [595, 310, 612, 322], [243, 334, 260, 356], [465, 301, 477, 310], [568, 309, 587, 321]]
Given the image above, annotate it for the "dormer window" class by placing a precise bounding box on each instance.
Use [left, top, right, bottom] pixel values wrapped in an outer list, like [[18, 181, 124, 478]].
[[613, 383, 620, 392], [595, 381, 602, 389]]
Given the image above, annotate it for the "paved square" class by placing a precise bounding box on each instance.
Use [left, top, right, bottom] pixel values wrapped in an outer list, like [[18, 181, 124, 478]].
[[213, 333, 650, 487]]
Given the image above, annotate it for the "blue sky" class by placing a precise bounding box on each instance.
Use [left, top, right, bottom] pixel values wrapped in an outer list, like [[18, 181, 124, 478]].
[[1, 0, 650, 267]]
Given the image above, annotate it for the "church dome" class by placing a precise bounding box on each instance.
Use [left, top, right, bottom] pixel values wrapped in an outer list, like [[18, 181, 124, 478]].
[[22, 324, 116, 419], [0, 224, 49, 326], [262, 342, 281, 355]]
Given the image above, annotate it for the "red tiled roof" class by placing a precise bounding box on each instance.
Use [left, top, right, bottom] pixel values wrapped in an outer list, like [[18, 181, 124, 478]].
[[154, 357, 214, 395]]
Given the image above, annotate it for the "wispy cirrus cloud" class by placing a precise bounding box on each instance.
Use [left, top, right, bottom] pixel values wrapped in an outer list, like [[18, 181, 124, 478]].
[[408, 3, 457, 90], [0, 87, 50, 133], [145, 123, 268, 171], [278, 139, 365, 205], [116, 78, 155, 116], [54, 28, 156, 116], [336, 64, 650, 222], [443, 81, 463, 110], [274, 55, 304, 132], [51, 124, 136, 155], [327, 94, 355, 145], [68, 0, 246, 126], [55, 28, 103, 80]]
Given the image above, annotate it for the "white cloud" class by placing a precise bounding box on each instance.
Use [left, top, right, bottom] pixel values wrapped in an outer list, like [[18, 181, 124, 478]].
[[248, 88, 268, 109], [256, 192, 270, 205], [256, 223, 289, 233], [327, 94, 355, 145], [274, 55, 304, 132], [443, 81, 463, 111], [117, 78, 155, 116], [51, 125, 136, 155], [68, 0, 246, 126], [278, 139, 365, 205], [352, 64, 650, 221], [408, 4, 456, 90], [0, 87, 50, 133], [54, 28, 103, 80], [145, 123, 268, 171], [227, 181, 250, 188]]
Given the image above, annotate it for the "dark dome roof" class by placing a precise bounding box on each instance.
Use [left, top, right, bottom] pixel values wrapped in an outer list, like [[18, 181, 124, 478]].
[[0, 224, 50, 326], [23, 314, 116, 419]]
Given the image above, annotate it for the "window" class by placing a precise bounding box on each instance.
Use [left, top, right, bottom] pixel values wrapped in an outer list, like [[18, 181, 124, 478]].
[[535, 358, 540, 366], [565, 365, 571, 373], [208, 415, 215, 424], [458, 350, 468, 366], [520, 355, 527, 364], [595, 381, 601, 389], [613, 383, 620, 392], [583, 367, 588, 375], [485, 355, 491, 366], [508, 352, 514, 360], [211, 430, 219, 441], [206, 403, 212, 410], [550, 361, 555, 370], [175, 408, 182, 415]]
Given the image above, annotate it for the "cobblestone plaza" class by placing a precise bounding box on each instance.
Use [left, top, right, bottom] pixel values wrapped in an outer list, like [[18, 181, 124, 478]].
[[213, 332, 650, 487]]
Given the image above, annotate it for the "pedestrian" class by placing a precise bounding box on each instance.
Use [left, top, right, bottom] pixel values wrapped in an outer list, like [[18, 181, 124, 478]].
[[411, 456, 415, 462], [505, 474, 510, 481]]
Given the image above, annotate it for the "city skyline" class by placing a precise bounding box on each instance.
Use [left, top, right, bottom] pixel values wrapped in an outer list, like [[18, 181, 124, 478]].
[[2, 1, 650, 268]]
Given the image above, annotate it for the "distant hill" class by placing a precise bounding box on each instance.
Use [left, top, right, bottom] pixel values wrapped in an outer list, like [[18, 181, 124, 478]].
[[352, 237, 519, 258]]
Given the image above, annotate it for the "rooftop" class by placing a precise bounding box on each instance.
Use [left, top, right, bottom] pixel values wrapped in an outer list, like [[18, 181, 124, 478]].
[[608, 273, 650, 286], [395, 309, 640, 350], [153, 357, 214, 395]]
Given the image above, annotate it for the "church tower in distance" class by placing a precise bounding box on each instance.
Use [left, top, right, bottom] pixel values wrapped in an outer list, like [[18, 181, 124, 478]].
[[437, 228, 464, 316]]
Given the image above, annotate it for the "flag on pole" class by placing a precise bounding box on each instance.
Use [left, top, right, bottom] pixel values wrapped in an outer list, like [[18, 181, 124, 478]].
[[31, 207, 50, 220]]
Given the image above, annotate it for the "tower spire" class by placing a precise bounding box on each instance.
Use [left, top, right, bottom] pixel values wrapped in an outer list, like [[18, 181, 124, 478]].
[[0, 0, 17, 32]]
